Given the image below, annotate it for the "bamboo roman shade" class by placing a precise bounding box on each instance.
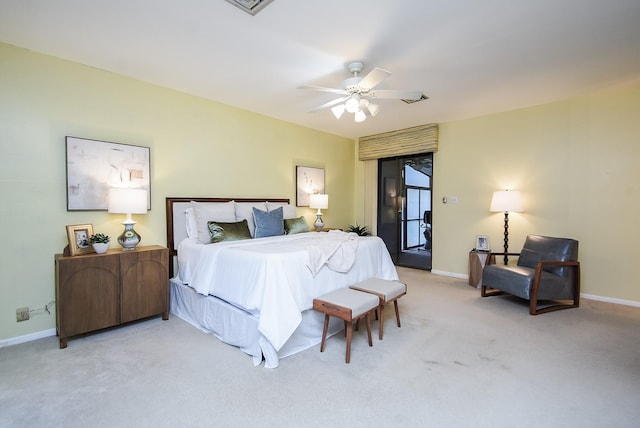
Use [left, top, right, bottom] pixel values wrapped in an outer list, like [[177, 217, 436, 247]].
[[358, 123, 439, 161]]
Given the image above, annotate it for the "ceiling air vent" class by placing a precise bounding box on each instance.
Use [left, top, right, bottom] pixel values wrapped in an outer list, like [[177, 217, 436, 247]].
[[225, 0, 274, 15], [401, 94, 429, 104]]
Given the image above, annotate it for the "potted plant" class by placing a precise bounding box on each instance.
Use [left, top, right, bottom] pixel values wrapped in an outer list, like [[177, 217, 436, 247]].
[[347, 224, 370, 236], [90, 233, 111, 254]]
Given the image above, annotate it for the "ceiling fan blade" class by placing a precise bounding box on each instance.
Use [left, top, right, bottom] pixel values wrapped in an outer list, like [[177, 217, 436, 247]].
[[298, 85, 347, 95], [357, 67, 391, 90], [369, 89, 423, 100], [308, 96, 350, 113]]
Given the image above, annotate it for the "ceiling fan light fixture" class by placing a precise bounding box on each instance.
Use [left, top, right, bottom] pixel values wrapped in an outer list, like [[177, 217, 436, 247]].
[[367, 103, 380, 117], [354, 109, 367, 123], [330, 104, 345, 119], [345, 94, 360, 113]]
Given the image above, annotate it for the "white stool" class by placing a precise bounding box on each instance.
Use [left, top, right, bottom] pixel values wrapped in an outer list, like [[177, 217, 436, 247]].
[[313, 288, 379, 363], [350, 278, 407, 340]]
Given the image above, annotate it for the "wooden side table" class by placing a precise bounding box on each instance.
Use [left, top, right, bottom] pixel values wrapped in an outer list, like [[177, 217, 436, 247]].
[[468, 251, 494, 288]]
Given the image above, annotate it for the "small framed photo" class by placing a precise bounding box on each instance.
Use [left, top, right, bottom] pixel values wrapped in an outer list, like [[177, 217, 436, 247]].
[[66, 224, 95, 256], [475, 235, 490, 252]]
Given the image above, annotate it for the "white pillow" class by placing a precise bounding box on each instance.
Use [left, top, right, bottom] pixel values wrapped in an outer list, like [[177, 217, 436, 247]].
[[266, 201, 297, 219], [191, 201, 236, 244], [234, 201, 267, 237], [184, 207, 198, 239]]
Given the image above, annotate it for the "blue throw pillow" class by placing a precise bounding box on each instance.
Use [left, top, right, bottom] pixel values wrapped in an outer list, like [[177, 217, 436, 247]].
[[253, 206, 284, 238]]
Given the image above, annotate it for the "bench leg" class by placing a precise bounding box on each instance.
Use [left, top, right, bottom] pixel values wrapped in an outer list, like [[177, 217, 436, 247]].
[[366, 312, 373, 346], [394, 300, 401, 327], [320, 314, 329, 352], [378, 304, 385, 340], [345, 321, 353, 363]]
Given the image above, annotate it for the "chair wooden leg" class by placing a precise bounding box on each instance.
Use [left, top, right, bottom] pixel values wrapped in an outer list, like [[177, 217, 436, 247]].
[[393, 300, 401, 327], [481, 284, 506, 297], [320, 314, 329, 352], [345, 321, 353, 363]]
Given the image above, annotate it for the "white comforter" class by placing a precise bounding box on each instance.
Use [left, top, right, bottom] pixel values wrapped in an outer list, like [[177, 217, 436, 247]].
[[176, 231, 398, 351]]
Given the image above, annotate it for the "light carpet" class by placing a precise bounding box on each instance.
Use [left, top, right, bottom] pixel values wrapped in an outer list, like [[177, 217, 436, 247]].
[[1, 267, 639, 428]]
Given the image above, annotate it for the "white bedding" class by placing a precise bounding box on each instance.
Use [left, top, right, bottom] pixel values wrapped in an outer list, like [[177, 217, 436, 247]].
[[175, 231, 399, 352]]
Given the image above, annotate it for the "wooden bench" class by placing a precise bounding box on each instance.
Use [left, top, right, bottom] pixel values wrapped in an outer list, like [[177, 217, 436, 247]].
[[350, 278, 407, 340], [313, 288, 379, 363]]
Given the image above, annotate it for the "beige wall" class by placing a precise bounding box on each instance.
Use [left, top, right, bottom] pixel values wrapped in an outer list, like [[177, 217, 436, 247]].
[[0, 43, 354, 341], [430, 85, 640, 303]]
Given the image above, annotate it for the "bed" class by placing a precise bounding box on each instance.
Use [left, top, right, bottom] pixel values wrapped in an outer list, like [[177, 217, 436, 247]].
[[166, 197, 399, 368]]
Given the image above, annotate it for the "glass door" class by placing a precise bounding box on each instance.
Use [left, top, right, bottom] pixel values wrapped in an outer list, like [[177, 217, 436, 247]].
[[377, 153, 433, 270]]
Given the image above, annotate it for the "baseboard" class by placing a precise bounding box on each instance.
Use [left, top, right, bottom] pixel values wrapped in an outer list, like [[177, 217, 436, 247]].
[[0, 328, 56, 348], [581, 293, 640, 308], [430, 269, 468, 280]]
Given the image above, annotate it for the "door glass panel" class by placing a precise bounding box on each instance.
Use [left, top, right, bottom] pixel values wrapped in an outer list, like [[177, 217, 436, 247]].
[[406, 220, 420, 247], [405, 165, 430, 187], [406, 188, 420, 219]]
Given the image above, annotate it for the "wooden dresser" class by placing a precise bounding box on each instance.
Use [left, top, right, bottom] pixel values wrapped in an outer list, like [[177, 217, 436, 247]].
[[55, 245, 169, 348]]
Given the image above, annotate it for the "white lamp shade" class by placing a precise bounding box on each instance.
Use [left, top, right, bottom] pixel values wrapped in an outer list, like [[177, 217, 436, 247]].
[[331, 104, 345, 119], [309, 193, 329, 209], [354, 109, 367, 123], [367, 103, 380, 117], [345, 94, 360, 113], [108, 188, 148, 214], [489, 190, 523, 213]]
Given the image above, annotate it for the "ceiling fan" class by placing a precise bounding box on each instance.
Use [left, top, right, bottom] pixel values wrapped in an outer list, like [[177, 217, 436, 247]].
[[298, 61, 425, 122]]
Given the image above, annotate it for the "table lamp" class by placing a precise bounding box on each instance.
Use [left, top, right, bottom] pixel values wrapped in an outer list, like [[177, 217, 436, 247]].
[[108, 187, 148, 251], [309, 193, 329, 231]]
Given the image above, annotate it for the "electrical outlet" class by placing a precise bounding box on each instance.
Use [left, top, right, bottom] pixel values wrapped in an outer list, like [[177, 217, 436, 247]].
[[16, 307, 29, 322]]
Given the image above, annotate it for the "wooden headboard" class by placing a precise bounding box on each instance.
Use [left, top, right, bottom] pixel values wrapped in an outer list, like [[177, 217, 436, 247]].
[[165, 197, 290, 276]]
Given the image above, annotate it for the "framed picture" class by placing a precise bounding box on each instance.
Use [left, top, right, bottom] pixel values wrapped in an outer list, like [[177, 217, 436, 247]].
[[66, 224, 95, 256], [296, 166, 325, 206], [475, 235, 490, 252], [65, 136, 151, 211]]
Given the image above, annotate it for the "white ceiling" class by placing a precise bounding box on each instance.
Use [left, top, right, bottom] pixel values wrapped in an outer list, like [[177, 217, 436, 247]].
[[1, 0, 639, 139]]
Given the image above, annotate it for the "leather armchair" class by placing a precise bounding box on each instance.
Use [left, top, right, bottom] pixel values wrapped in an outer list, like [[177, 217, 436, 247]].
[[481, 235, 580, 315]]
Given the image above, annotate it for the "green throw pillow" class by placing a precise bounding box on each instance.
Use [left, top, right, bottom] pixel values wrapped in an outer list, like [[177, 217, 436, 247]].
[[207, 220, 251, 243], [284, 216, 310, 235]]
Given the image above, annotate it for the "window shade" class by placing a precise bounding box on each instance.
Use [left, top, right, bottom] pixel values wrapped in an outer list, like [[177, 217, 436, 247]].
[[358, 123, 439, 161]]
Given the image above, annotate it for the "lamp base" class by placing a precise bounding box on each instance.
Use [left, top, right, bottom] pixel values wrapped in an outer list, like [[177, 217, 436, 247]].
[[314, 214, 324, 232], [117, 222, 141, 251]]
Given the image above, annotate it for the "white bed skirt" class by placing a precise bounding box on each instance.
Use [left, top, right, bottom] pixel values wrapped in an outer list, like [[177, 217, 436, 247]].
[[170, 278, 344, 368]]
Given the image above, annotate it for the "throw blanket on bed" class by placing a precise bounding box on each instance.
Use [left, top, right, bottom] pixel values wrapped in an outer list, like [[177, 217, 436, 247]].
[[306, 230, 358, 276]]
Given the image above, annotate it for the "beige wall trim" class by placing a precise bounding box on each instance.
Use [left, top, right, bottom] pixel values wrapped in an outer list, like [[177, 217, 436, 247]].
[[358, 123, 439, 161]]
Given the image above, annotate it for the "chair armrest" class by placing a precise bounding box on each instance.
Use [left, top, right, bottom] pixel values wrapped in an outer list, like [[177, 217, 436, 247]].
[[486, 252, 520, 265], [537, 260, 580, 268], [534, 260, 580, 277]]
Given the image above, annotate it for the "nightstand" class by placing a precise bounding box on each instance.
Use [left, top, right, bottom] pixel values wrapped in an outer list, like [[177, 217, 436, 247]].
[[468, 250, 494, 288], [55, 245, 169, 348]]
